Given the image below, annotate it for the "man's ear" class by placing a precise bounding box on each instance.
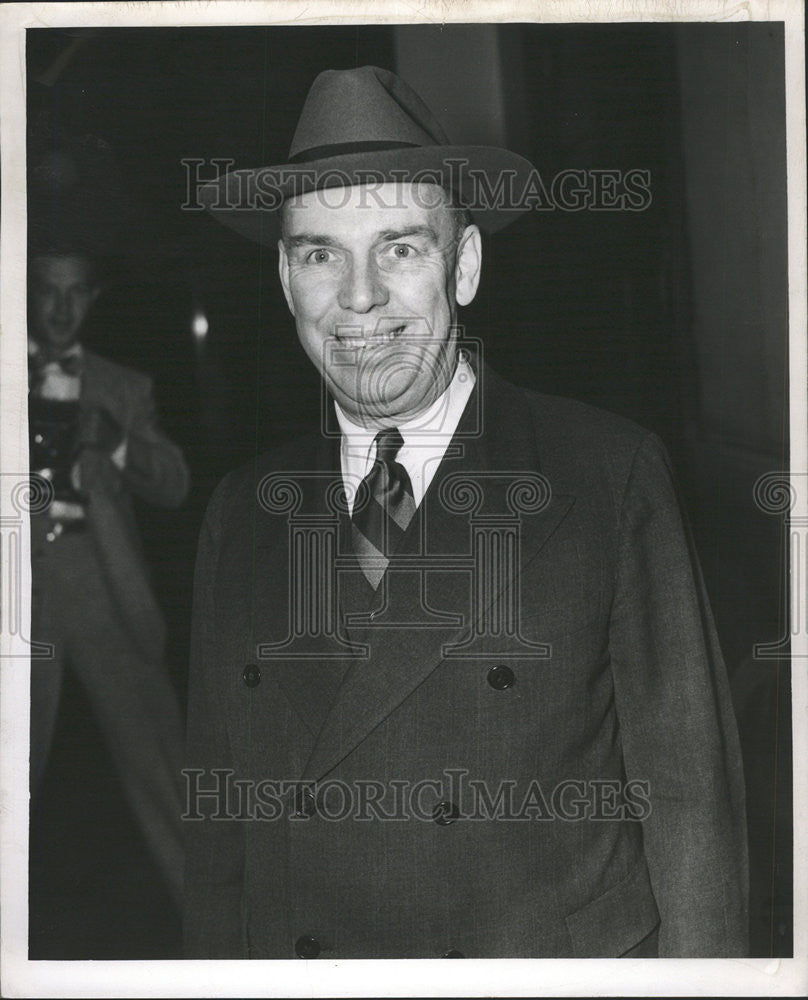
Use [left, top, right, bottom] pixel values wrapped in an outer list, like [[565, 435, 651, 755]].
[[278, 239, 295, 316], [454, 225, 482, 307]]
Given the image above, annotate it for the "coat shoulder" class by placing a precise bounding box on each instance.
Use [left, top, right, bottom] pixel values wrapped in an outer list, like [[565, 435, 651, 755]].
[[203, 433, 325, 531], [525, 387, 653, 453], [83, 348, 153, 395], [482, 371, 675, 517], [490, 369, 660, 474]]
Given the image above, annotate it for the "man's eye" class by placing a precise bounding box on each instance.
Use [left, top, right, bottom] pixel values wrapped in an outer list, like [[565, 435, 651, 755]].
[[390, 244, 413, 258], [306, 248, 334, 264]]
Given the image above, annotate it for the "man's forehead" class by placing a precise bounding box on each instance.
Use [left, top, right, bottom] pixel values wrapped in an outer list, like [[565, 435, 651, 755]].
[[282, 181, 453, 233], [31, 254, 95, 282]]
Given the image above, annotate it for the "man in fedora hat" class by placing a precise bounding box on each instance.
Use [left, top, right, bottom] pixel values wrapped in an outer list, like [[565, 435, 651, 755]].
[[184, 66, 748, 959]]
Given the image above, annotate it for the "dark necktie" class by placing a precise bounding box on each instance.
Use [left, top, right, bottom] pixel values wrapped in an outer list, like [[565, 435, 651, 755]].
[[350, 427, 416, 589]]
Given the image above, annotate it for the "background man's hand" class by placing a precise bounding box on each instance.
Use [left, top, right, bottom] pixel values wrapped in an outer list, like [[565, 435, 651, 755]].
[[80, 405, 124, 454]]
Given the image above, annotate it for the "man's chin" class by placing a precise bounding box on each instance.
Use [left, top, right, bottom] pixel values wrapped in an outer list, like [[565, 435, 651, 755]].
[[333, 381, 438, 426], [44, 330, 79, 351]]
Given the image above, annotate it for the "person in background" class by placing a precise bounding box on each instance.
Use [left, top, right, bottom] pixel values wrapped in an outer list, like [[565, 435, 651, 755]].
[[28, 244, 189, 909]]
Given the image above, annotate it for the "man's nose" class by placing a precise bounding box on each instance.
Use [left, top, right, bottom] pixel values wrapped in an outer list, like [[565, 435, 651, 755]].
[[52, 291, 72, 321], [337, 258, 388, 314]]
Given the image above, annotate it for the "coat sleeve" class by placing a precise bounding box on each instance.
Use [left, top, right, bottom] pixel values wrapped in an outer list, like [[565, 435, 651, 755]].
[[183, 476, 247, 958], [608, 432, 749, 957], [120, 374, 190, 509]]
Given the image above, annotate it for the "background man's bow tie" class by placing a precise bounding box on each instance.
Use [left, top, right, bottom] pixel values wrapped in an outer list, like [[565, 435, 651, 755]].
[[29, 351, 83, 376]]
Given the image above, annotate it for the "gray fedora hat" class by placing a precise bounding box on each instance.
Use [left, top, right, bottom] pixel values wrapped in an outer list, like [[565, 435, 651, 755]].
[[200, 65, 536, 244]]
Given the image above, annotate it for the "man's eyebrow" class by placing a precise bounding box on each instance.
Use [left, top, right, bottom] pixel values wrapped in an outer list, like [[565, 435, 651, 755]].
[[376, 224, 440, 243], [284, 233, 343, 249], [284, 224, 442, 250]]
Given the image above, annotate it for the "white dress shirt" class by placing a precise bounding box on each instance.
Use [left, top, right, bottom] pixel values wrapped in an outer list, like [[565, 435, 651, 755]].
[[334, 351, 476, 516]]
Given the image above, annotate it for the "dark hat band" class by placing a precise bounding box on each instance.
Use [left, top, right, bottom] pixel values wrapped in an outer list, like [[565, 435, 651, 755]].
[[288, 139, 420, 164]]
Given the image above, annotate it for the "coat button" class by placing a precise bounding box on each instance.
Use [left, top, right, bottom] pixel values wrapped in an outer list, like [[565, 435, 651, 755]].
[[292, 785, 317, 818], [295, 935, 320, 959], [442, 948, 464, 958], [45, 523, 64, 543], [433, 801, 460, 826], [487, 664, 515, 690], [242, 663, 261, 688]]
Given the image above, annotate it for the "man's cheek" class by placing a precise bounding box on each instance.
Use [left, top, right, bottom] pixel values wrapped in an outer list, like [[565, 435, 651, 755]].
[[296, 313, 338, 361], [402, 296, 449, 335], [292, 277, 339, 319]]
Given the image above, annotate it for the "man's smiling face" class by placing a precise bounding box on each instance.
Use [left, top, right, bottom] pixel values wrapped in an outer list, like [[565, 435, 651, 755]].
[[28, 254, 100, 357], [278, 182, 481, 427]]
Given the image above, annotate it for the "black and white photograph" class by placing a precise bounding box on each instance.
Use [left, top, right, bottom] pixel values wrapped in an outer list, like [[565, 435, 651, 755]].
[[0, 1, 805, 996]]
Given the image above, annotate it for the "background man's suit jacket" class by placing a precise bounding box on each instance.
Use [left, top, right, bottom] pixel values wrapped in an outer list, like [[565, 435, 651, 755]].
[[71, 349, 189, 660], [184, 362, 748, 959], [29, 348, 191, 902]]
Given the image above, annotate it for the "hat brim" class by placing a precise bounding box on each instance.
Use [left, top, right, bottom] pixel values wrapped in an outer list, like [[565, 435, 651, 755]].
[[198, 145, 536, 245]]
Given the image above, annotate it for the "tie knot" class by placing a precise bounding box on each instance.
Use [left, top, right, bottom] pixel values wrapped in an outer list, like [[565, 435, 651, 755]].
[[374, 427, 404, 465], [57, 353, 83, 376]]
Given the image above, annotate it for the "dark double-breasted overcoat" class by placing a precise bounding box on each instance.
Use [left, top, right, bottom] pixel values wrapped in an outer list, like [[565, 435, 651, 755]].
[[184, 361, 748, 958]]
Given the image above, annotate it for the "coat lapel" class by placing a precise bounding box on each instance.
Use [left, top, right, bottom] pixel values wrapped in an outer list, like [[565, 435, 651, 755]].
[[249, 431, 363, 740], [301, 362, 575, 781]]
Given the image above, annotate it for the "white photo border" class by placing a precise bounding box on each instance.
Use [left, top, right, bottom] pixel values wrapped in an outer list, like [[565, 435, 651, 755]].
[[1, 1, 805, 996]]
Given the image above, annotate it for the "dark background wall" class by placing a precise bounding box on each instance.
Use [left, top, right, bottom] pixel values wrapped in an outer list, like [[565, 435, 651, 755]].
[[26, 23, 790, 959]]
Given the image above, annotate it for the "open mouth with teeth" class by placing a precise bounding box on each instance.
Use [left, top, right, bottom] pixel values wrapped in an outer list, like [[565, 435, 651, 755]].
[[335, 323, 409, 348]]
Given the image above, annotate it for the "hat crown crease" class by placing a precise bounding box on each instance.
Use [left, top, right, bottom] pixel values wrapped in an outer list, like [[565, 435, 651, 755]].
[[289, 65, 449, 159]]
